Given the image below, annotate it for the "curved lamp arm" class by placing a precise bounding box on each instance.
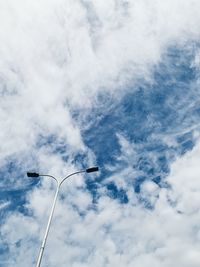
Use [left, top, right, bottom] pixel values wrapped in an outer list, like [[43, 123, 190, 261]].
[[59, 166, 99, 186], [27, 172, 59, 184], [60, 170, 85, 186]]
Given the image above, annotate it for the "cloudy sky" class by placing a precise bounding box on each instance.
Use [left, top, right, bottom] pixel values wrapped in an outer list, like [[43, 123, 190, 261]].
[[1, 0, 200, 266]]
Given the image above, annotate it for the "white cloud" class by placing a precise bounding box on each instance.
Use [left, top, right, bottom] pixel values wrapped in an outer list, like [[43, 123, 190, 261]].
[[0, 0, 200, 167], [0, 200, 11, 210]]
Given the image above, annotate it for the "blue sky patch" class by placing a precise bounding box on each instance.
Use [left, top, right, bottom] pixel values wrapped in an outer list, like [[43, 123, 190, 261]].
[[79, 44, 199, 202]]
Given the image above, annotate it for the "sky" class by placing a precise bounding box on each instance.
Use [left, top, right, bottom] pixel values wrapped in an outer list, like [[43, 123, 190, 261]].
[[1, 0, 200, 266]]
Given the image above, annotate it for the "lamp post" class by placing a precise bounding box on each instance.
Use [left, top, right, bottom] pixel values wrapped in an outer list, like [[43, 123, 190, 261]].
[[27, 167, 99, 267]]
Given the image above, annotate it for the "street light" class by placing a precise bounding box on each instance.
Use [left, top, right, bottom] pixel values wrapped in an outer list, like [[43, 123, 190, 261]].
[[27, 167, 99, 267]]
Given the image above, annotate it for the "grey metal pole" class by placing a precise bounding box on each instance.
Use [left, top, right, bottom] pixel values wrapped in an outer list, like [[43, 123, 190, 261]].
[[35, 181, 60, 267], [34, 171, 85, 267], [27, 167, 99, 267]]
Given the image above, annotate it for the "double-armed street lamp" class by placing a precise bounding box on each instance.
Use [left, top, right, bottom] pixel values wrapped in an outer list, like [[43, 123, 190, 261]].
[[27, 166, 99, 267]]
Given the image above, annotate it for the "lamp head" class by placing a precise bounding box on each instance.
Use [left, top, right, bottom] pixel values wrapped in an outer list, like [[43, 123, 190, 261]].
[[27, 172, 40, 177], [86, 167, 99, 173]]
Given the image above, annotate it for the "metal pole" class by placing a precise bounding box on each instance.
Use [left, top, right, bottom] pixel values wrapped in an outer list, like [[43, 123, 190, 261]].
[[27, 168, 98, 267], [35, 182, 60, 267], [34, 171, 85, 267]]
